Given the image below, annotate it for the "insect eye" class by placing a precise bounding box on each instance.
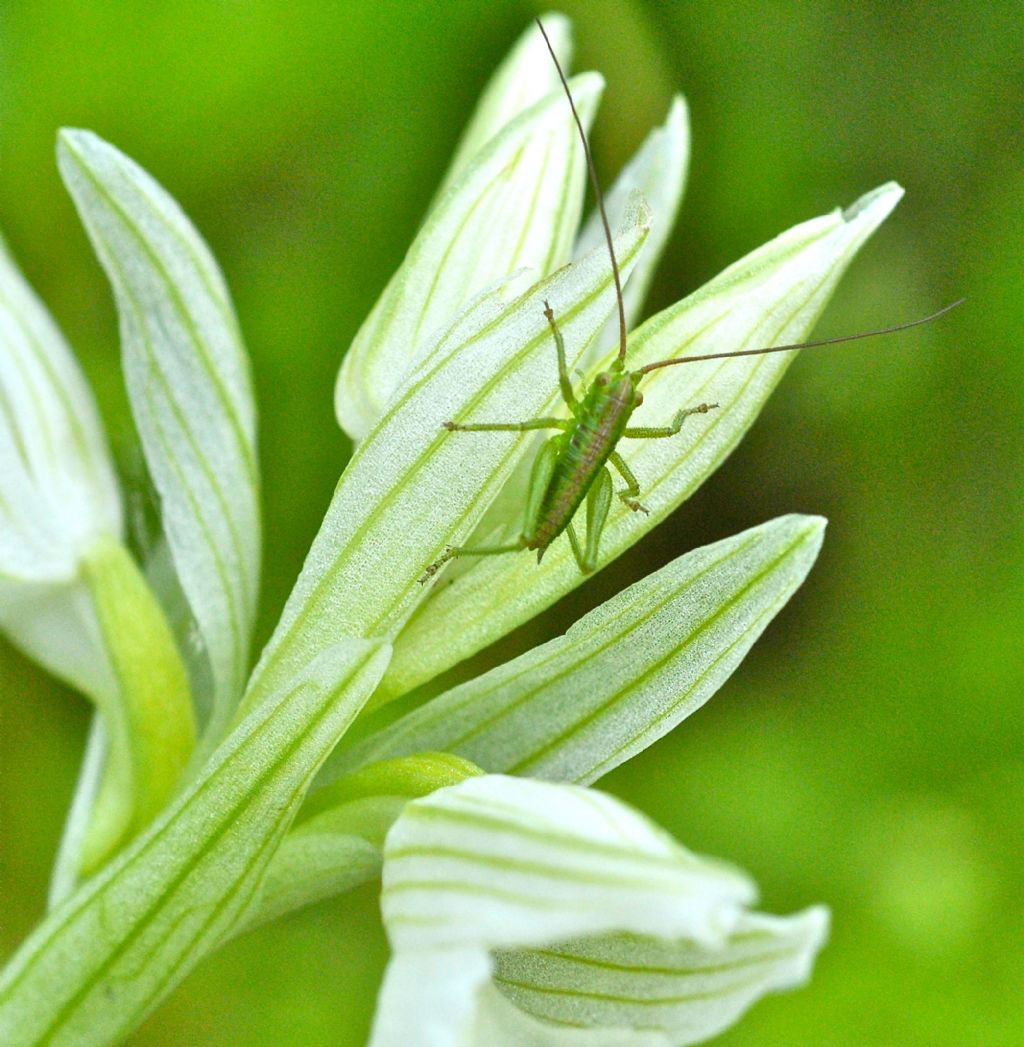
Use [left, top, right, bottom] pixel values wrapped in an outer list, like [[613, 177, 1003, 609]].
[[596, 373, 610, 386], [634, 391, 644, 406]]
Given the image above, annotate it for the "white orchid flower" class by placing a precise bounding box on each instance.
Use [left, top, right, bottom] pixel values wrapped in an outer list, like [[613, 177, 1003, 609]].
[[370, 775, 828, 1047]]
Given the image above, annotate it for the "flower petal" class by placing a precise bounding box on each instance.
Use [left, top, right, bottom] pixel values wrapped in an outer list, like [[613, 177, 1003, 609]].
[[58, 129, 261, 739], [383, 183, 903, 696], [0, 237, 121, 581], [369, 776, 825, 1047], [335, 72, 603, 439], [382, 777, 754, 953], [0, 238, 122, 704], [492, 908, 829, 1046]]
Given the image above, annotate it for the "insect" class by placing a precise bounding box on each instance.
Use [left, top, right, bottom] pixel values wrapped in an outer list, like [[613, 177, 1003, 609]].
[[421, 19, 962, 584]]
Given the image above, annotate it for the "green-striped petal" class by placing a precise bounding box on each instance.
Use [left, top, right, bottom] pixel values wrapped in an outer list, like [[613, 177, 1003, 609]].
[[382, 182, 903, 697], [325, 514, 823, 786], [576, 94, 690, 358], [241, 204, 650, 716], [58, 129, 260, 739], [491, 909, 829, 1045], [436, 14, 573, 196], [370, 775, 827, 1046], [334, 72, 602, 440]]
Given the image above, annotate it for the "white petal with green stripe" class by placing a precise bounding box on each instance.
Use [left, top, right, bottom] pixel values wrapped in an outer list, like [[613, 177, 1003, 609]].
[[576, 94, 690, 359], [490, 909, 829, 1046], [383, 182, 903, 698], [436, 14, 573, 196], [335, 72, 601, 440], [325, 514, 823, 787], [242, 206, 649, 715], [371, 775, 827, 1046], [58, 129, 260, 738]]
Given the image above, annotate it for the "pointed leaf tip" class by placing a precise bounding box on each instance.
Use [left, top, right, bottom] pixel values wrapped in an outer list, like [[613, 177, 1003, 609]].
[[842, 181, 904, 223], [58, 128, 260, 742], [335, 69, 606, 439]]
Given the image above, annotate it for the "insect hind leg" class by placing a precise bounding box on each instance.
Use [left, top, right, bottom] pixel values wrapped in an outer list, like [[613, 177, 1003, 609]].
[[565, 522, 588, 573], [564, 468, 613, 575], [420, 539, 526, 585]]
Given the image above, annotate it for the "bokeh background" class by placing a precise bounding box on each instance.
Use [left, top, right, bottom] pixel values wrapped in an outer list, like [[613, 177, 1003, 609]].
[[1, 1, 1020, 1044]]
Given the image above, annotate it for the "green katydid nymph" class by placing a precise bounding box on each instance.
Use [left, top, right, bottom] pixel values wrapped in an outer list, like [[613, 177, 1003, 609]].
[[420, 19, 962, 584]]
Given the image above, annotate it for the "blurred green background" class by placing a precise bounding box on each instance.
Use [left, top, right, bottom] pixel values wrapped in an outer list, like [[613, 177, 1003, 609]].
[[1, 1, 1020, 1043]]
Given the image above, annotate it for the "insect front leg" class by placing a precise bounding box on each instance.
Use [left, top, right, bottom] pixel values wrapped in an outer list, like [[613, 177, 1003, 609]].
[[543, 300, 580, 412], [608, 451, 648, 515], [623, 401, 718, 439], [442, 418, 569, 433]]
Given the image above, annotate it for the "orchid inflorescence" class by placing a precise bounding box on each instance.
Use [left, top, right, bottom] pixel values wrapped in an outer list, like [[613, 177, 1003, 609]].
[[0, 15, 906, 1046]]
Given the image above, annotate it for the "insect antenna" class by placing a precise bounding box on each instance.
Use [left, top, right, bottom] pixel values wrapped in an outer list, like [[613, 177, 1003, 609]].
[[536, 18, 628, 369], [636, 298, 966, 375]]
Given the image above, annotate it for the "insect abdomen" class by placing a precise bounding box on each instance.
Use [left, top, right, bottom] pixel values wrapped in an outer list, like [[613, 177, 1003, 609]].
[[528, 374, 636, 550]]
